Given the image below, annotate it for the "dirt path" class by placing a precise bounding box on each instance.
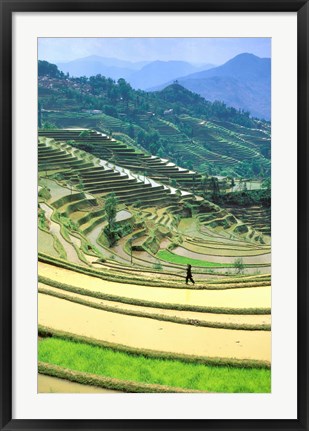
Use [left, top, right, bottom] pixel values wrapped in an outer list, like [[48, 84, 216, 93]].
[[39, 284, 271, 328], [69, 234, 98, 265], [39, 262, 271, 311], [38, 294, 271, 362], [86, 223, 129, 264], [38, 374, 120, 393]]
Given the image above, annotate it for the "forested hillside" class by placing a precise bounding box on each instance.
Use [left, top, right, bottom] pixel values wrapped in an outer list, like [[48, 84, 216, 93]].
[[39, 61, 271, 179]]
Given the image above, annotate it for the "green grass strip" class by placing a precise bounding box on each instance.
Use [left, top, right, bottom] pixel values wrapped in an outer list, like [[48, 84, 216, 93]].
[[39, 287, 270, 331], [38, 336, 271, 392], [39, 326, 271, 369], [158, 250, 253, 268], [38, 275, 271, 315], [38, 362, 201, 393]]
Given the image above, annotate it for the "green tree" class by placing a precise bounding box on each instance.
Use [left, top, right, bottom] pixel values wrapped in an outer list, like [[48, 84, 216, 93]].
[[42, 121, 57, 130], [68, 177, 75, 195], [157, 147, 164, 158], [104, 105, 118, 117], [77, 176, 84, 191], [153, 261, 163, 271], [234, 258, 245, 274], [137, 130, 147, 146], [104, 193, 118, 230], [38, 60, 64, 78], [262, 178, 271, 190], [38, 102, 42, 128], [38, 186, 51, 201], [118, 78, 132, 107], [79, 130, 91, 138], [128, 124, 135, 138], [104, 193, 119, 247], [38, 209, 48, 230], [210, 177, 220, 202]]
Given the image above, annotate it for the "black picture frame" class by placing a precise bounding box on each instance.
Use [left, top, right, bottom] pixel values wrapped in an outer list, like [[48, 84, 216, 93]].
[[1, 0, 308, 429]]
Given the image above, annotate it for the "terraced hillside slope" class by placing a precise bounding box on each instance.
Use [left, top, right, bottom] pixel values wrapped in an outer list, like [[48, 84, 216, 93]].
[[38, 128, 271, 233], [38, 129, 271, 393], [39, 65, 271, 178], [38, 129, 203, 192], [176, 114, 270, 175], [223, 205, 271, 236], [39, 129, 270, 235]]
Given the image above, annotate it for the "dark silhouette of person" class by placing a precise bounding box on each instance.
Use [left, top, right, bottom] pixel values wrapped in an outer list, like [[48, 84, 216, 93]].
[[186, 264, 195, 284]]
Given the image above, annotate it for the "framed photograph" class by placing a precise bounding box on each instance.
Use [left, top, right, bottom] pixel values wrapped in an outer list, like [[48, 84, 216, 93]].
[[1, 0, 308, 429]]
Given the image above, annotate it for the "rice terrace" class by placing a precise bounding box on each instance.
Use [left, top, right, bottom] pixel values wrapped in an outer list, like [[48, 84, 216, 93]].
[[38, 38, 271, 394]]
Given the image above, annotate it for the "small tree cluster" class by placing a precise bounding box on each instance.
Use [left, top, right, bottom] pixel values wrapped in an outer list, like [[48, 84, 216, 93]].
[[233, 258, 245, 274]]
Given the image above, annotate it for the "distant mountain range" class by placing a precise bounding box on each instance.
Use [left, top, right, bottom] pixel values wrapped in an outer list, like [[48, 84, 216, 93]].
[[150, 54, 271, 120], [56, 55, 214, 90], [55, 53, 270, 120], [127, 61, 214, 90], [57, 55, 148, 81]]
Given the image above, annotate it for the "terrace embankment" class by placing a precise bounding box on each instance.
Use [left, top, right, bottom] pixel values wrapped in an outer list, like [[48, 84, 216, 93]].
[[38, 262, 271, 311], [39, 284, 271, 330], [39, 293, 271, 363]]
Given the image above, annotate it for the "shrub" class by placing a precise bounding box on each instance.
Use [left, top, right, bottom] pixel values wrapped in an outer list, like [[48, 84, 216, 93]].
[[38, 210, 48, 230], [183, 201, 193, 217], [38, 186, 51, 201], [234, 258, 245, 274], [104, 193, 118, 229], [41, 121, 57, 130], [168, 242, 178, 250], [59, 215, 78, 232], [50, 172, 65, 181], [104, 225, 119, 247], [79, 130, 91, 138], [153, 261, 163, 271]]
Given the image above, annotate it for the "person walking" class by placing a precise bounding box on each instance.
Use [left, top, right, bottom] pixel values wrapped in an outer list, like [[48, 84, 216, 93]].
[[186, 264, 195, 284]]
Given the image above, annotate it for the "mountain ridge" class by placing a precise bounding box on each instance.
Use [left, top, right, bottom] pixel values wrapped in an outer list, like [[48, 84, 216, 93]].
[[150, 54, 271, 120], [128, 60, 213, 90], [55, 55, 214, 90]]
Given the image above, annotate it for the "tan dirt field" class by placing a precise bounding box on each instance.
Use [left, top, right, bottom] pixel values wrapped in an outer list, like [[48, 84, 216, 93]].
[[38, 374, 120, 393], [38, 293, 271, 362], [39, 262, 271, 310], [39, 284, 271, 328]]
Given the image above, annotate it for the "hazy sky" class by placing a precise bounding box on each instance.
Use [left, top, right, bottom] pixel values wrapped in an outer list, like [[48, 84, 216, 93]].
[[38, 37, 271, 65]]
